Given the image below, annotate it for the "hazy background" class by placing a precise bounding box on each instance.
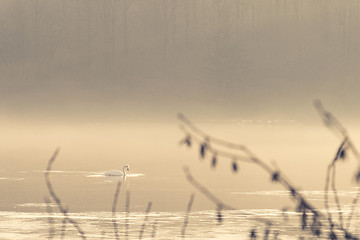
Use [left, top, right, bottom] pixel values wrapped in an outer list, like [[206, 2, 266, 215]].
[[1, 0, 360, 213], [1, 0, 360, 123]]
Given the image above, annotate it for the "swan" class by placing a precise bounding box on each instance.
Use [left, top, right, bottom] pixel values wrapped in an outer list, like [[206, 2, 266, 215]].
[[105, 165, 130, 177]]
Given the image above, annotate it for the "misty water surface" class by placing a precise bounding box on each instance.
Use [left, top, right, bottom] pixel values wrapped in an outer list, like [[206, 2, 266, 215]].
[[2, 0, 360, 238], [1, 120, 360, 239]]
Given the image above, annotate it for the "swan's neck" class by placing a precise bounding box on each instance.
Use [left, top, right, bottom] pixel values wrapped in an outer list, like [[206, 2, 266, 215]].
[[123, 166, 127, 176]]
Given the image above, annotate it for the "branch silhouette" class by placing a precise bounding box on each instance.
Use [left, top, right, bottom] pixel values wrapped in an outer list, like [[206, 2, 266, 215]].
[[44, 149, 87, 239], [315, 100, 360, 234], [125, 189, 131, 240], [181, 193, 195, 238], [178, 103, 360, 239], [111, 181, 122, 240], [139, 202, 152, 239], [45, 197, 55, 239], [183, 166, 273, 226]]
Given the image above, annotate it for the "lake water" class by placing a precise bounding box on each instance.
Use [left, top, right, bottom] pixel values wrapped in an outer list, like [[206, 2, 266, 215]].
[[1, 120, 360, 239]]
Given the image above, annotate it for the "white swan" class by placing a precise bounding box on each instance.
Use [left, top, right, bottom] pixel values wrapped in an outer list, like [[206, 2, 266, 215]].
[[105, 165, 130, 177]]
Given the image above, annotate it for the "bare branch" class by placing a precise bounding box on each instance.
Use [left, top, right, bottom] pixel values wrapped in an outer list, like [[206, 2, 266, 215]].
[[45, 197, 55, 239], [315, 101, 360, 231], [44, 149, 87, 239], [125, 189, 131, 240], [331, 164, 344, 228], [183, 166, 235, 210], [181, 193, 195, 237], [179, 109, 360, 238], [112, 181, 122, 240], [183, 166, 272, 225], [139, 202, 152, 239], [151, 220, 157, 239]]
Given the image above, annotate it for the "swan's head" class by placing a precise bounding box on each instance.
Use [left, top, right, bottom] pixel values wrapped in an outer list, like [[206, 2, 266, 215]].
[[124, 165, 130, 172]]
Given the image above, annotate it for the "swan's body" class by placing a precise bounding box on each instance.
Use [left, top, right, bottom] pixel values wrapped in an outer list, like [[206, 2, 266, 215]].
[[105, 165, 130, 177]]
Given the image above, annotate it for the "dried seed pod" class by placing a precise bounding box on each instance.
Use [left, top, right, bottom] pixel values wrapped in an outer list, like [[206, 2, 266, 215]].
[[339, 149, 346, 159], [232, 160, 238, 173], [335, 138, 347, 162], [200, 143, 207, 159], [290, 187, 296, 198], [184, 135, 191, 147], [345, 232, 352, 239], [329, 231, 337, 240], [250, 229, 257, 239], [312, 228, 321, 237], [216, 205, 223, 223], [179, 135, 191, 147], [271, 172, 280, 182], [211, 155, 217, 168], [216, 210, 222, 223], [310, 216, 321, 237]]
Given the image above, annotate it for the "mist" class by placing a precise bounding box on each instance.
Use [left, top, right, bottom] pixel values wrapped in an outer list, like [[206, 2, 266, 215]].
[[3, 2, 360, 239], [1, 0, 360, 124]]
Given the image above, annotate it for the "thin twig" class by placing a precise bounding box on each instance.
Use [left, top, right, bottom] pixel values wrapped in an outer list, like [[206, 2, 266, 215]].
[[314, 100, 347, 138], [139, 202, 152, 239], [315, 101, 360, 232], [183, 166, 235, 210], [179, 126, 253, 163], [151, 220, 157, 239], [44, 149, 86, 239], [346, 188, 360, 230], [183, 166, 272, 225], [324, 138, 348, 229], [178, 113, 247, 151], [45, 197, 55, 239], [179, 116, 289, 180], [112, 181, 122, 240], [180, 115, 318, 216], [181, 193, 195, 237], [179, 112, 359, 239], [331, 164, 344, 228], [60, 207, 68, 239], [125, 189, 131, 240], [324, 163, 333, 228], [314, 100, 360, 163]]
